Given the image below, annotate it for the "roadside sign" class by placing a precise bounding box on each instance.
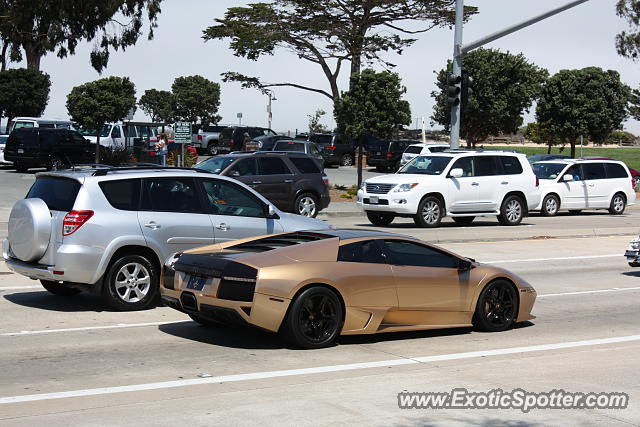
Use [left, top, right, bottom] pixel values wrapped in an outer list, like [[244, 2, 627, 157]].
[[175, 122, 192, 143]]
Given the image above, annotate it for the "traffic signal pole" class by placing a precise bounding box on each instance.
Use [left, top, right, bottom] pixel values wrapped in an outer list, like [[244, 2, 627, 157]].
[[449, 0, 591, 149]]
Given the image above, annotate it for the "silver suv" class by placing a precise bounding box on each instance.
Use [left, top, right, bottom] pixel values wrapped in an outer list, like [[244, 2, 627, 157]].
[[2, 167, 327, 310]]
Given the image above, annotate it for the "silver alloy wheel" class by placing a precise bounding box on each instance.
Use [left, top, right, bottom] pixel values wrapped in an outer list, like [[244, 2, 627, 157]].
[[341, 154, 353, 166], [505, 199, 522, 223], [544, 197, 558, 215], [421, 200, 440, 224], [612, 195, 625, 213], [114, 262, 151, 303], [297, 196, 317, 217]]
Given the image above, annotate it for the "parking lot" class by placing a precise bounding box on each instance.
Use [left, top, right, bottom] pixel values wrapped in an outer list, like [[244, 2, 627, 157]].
[[1, 166, 639, 425]]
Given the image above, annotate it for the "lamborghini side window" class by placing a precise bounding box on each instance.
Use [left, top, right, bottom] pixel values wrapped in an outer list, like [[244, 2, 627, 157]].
[[337, 240, 386, 264]]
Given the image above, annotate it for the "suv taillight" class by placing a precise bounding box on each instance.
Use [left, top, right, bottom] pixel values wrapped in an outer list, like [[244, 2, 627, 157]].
[[322, 175, 329, 186], [536, 176, 539, 187], [326, 145, 336, 151], [63, 210, 94, 236], [197, 134, 203, 141], [386, 152, 393, 159]]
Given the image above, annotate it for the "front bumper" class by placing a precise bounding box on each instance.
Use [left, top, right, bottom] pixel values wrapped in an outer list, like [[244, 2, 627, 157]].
[[355, 190, 419, 215]]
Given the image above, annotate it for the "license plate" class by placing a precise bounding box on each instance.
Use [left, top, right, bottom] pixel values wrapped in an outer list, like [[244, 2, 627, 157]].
[[369, 196, 379, 204], [17, 149, 24, 154], [186, 275, 207, 291], [376, 151, 381, 155]]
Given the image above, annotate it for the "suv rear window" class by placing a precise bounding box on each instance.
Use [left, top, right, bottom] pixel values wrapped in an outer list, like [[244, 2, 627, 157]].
[[290, 157, 321, 174], [500, 156, 524, 174], [99, 179, 141, 211], [27, 177, 81, 211], [405, 146, 423, 154], [274, 141, 305, 152]]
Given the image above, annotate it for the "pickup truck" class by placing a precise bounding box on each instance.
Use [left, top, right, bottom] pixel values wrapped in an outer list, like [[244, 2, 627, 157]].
[[192, 125, 230, 155]]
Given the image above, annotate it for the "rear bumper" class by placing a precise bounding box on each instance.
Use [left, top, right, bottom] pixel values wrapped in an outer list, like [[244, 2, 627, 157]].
[[319, 192, 331, 211]]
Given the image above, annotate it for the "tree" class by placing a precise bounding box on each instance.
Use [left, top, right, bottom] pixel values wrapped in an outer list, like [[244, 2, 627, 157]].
[[139, 89, 174, 123], [431, 48, 548, 148], [334, 69, 411, 186], [616, 0, 640, 60], [0, 0, 162, 72], [66, 76, 137, 163], [0, 68, 50, 124], [522, 122, 560, 154], [205, 1, 476, 105], [536, 67, 631, 158], [629, 87, 640, 120], [171, 75, 221, 125], [308, 109, 329, 134]]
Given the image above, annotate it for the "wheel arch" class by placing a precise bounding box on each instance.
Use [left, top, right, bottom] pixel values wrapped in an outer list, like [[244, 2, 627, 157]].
[[418, 192, 446, 214], [279, 282, 346, 332], [472, 276, 520, 316], [94, 244, 162, 292], [502, 191, 528, 215]]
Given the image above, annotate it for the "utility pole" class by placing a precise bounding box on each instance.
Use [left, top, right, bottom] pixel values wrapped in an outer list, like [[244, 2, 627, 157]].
[[267, 92, 276, 129], [448, 0, 591, 149]]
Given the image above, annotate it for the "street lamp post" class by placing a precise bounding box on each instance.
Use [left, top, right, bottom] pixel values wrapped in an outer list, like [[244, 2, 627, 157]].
[[267, 92, 277, 129]]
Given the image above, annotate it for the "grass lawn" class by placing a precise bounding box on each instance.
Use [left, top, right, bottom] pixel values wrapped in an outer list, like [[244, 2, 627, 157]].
[[490, 145, 640, 171]]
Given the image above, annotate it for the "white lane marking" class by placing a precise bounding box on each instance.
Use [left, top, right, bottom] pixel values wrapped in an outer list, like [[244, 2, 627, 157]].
[[0, 321, 185, 337], [485, 254, 619, 264], [0, 285, 42, 290], [538, 286, 640, 298], [1, 334, 639, 404]]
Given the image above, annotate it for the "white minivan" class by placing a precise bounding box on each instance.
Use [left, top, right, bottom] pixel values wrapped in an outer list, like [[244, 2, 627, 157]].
[[532, 159, 635, 216], [78, 123, 158, 148]]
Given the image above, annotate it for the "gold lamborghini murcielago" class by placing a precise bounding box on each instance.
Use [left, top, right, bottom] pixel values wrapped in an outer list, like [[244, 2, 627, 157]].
[[160, 229, 536, 348]]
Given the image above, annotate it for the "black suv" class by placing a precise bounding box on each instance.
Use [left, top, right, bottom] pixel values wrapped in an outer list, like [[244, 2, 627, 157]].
[[218, 126, 277, 152], [308, 133, 355, 167], [366, 139, 419, 172], [5, 128, 95, 172], [194, 152, 330, 217]]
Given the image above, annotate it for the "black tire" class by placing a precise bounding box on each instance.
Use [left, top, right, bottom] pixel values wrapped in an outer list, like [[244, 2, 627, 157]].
[[497, 195, 524, 226], [629, 262, 640, 268], [452, 216, 475, 225], [540, 194, 560, 217], [14, 163, 28, 173], [102, 254, 158, 311], [40, 280, 81, 296], [609, 193, 626, 215], [473, 280, 518, 332], [189, 313, 225, 327], [340, 153, 354, 167], [294, 193, 319, 218], [366, 211, 395, 226], [281, 287, 343, 349], [207, 144, 218, 156], [413, 196, 443, 228], [46, 155, 66, 171], [568, 210, 582, 215]]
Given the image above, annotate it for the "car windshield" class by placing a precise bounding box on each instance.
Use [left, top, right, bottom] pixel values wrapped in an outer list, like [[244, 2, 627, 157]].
[[77, 124, 110, 137], [195, 157, 236, 174], [533, 163, 567, 179], [398, 155, 452, 175]]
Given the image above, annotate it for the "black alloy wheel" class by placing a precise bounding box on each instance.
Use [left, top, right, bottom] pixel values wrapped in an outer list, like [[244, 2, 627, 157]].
[[282, 287, 343, 349], [473, 280, 518, 332]]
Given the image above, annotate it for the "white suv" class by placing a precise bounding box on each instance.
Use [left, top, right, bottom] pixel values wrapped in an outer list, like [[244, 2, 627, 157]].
[[532, 159, 635, 216], [357, 151, 541, 227], [400, 143, 450, 167]]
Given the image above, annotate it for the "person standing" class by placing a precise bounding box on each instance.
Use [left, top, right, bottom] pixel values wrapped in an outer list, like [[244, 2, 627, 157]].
[[156, 133, 168, 166]]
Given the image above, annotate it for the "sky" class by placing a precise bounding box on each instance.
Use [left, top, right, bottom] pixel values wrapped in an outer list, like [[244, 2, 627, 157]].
[[21, 0, 640, 136]]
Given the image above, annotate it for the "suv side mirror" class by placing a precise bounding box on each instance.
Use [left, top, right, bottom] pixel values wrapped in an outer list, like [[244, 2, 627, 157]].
[[561, 174, 573, 182], [449, 168, 463, 178]]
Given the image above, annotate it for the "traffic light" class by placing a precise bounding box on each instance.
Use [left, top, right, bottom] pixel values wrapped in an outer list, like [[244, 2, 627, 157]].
[[447, 74, 462, 106], [461, 73, 474, 111]]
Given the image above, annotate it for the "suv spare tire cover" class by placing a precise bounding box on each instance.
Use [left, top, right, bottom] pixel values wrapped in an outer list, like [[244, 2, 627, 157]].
[[8, 198, 51, 262]]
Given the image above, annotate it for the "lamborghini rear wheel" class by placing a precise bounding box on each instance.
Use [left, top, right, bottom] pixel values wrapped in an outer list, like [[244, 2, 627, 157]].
[[282, 287, 343, 349]]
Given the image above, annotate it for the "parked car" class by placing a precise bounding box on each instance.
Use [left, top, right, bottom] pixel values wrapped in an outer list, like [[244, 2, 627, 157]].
[[400, 143, 450, 167], [0, 134, 10, 164], [2, 167, 328, 310], [308, 133, 356, 167], [580, 156, 640, 187], [191, 124, 230, 155], [4, 128, 96, 172], [624, 235, 640, 267], [527, 154, 571, 164], [77, 123, 158, 148], [366, 139, 418, 172], [8, 117, 75, 133], [252, 134, 292, 151], [271, 140, 324, 168], [160, 229, 536, 348], [216, 126, 277, 154], [195, 151, 330, 217], [357, 151, 541, 227], [532, 159, 635, 216]]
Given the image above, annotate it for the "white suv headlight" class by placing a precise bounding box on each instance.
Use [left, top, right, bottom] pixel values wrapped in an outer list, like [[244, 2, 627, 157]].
[[393, 183, 418, 192]]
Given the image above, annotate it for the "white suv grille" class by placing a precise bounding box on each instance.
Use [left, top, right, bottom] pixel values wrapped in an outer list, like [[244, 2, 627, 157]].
[[366, 183, 395, 194]]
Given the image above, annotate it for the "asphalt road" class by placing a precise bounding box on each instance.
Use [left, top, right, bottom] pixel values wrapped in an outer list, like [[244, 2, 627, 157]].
[[1, 166, 639, 425]]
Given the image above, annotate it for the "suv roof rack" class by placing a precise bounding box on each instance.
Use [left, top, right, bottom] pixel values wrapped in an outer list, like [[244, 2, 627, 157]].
[[91, 166, 214, 176], [442, 149, 520, 154]]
